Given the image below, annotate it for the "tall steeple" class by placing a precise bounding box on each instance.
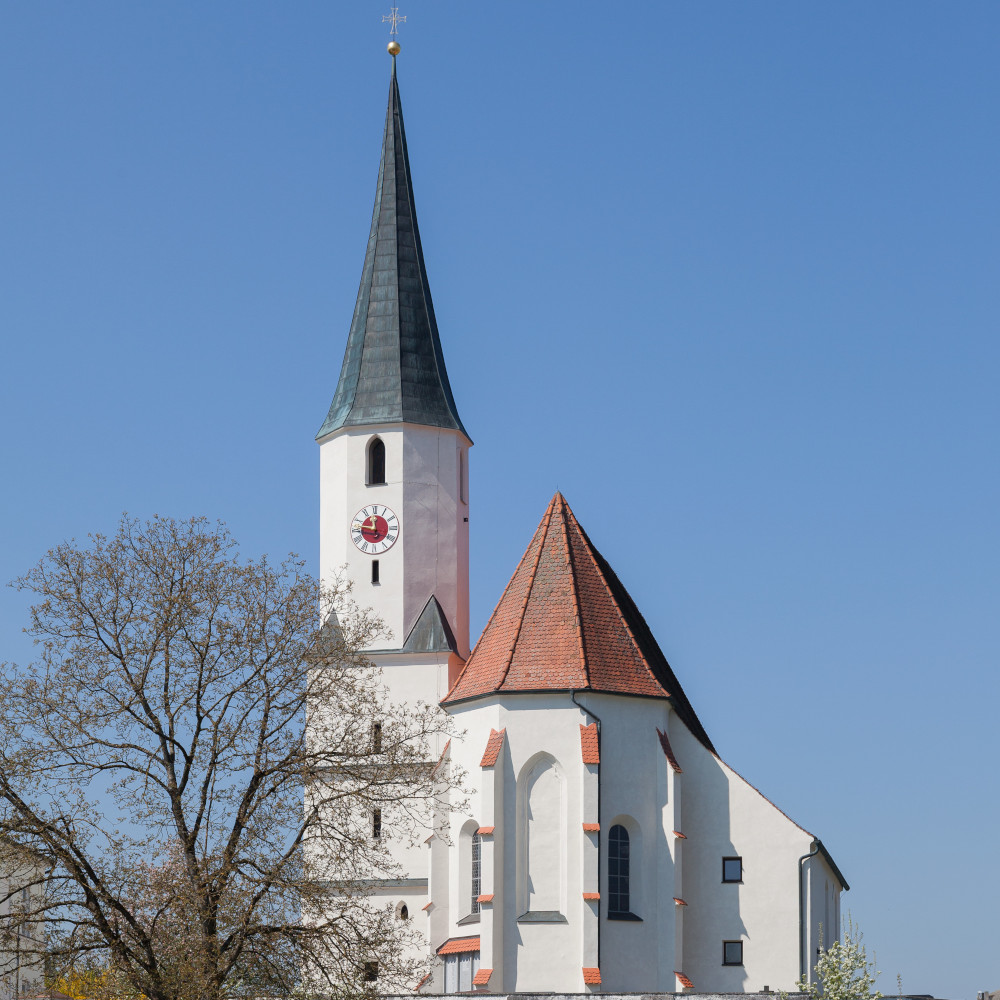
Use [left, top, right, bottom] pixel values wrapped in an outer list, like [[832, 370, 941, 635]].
[[317, 58, 468, 441]]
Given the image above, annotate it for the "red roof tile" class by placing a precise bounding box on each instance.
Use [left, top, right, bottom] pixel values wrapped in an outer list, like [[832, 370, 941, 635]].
[[414, 972, 431, 993], [436, 935, 481, 956], [582, 967, 602, 985], [657, 728, 683, 772], [673, 830, 686, 839], [674, 897, 687, 906], [676, 971, 695, 989], [477, 825, 495, 835], [579, 722, 600, 764], [443, 496, 714, 753], [473, 968, 492, 987], [421, 901, 432, 911], [479, 728, 506, 767], [582, 892, 600, 900], [582, 822, 600, 833], [476, 893, 494, 903]]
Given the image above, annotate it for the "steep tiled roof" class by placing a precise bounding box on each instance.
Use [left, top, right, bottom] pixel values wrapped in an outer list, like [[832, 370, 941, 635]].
[[472, 969, 492, 987], [582, 968, 602, 985], [582, 822, 600, 833], [476, 825, 495, 835], [436, 935, 480, 956], [657, 728, 683, 772], [676, 972, 695, 989], [316, 60, 468, 440], [579, 722, 600, 764], [479, 728, 506, 767], [476, 893, 494, 903], [444, 493, 714, 753]]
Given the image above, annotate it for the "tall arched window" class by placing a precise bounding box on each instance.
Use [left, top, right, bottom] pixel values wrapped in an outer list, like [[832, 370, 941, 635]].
[[608, 824, 630, 916], [367, 438, 385, 485], [471, 832, 481, 913]]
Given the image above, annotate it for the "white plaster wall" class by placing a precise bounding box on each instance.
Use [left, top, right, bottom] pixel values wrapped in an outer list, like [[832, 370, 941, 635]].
[[672, 714, 812, 992], [582, 693, 677, 993], [441, 693, 683, 994], [318, 423, 470, 655]]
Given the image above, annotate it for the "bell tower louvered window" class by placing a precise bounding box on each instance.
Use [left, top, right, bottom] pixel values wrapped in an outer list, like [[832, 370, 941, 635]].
[[368, 438, 386, 485]]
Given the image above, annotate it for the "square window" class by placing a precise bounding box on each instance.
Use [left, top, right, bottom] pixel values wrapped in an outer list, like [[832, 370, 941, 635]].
[[723, 940, 743, 966], [722, 856, 742, 882], [363, 961, 379, 982]]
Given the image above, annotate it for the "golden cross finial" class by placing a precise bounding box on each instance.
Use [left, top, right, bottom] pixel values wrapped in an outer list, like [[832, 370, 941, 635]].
[[382, 7, 406, 38]]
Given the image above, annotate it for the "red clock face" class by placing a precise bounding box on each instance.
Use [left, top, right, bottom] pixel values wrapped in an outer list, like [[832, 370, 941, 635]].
[[351, 505, 399, 554]]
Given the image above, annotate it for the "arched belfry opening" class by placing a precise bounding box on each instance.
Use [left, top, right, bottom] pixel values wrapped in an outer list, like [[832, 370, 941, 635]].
[[367, 437, 386, 485]]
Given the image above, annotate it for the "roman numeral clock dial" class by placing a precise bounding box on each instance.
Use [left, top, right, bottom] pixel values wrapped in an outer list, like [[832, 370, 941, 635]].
[[350, 505, 399, 554]]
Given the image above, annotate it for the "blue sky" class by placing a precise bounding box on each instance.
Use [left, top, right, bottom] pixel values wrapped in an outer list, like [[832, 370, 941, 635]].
[[1, 3, 998, 995]]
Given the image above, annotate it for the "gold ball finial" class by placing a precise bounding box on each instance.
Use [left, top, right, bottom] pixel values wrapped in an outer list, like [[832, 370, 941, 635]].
[[387, 40, 401, 56]]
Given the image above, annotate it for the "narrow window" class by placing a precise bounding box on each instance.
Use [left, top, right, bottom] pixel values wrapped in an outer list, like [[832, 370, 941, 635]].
[[363, 961, 379, 982], [608, 824, 630, 916], [397, 902, 409, 921], [372, 808, 382, 839], [471, 832, 482, 913], [371, 559, 380, 585], [372, 722, 382, 753], [722, 856, 743, 883], [723, 940, 744, 966], [459, 450, 467, 504], [368, 438, 386, 485]]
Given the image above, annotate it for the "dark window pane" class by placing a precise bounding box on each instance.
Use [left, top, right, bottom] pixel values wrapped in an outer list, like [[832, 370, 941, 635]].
[[723, 941, 743, 965], [723, 857, 742, 882], [608, 825, 630, 913], [369, 439, 386, 484]]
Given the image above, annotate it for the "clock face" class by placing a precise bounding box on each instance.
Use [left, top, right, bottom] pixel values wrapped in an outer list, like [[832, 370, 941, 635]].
[[351, 505, 399, 554]]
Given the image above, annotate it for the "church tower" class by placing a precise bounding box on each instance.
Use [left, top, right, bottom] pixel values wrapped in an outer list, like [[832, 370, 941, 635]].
[[317, 56, 471, 678]]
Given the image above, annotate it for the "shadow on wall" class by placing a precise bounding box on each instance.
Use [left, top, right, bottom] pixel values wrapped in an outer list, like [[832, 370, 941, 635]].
[[689, 753, 749, 989]]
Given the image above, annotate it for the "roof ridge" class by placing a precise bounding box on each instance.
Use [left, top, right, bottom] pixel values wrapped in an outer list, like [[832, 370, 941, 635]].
[[564, 503, 668, 697], [497, 496, 557, 690], [557, 493, 590, 686]]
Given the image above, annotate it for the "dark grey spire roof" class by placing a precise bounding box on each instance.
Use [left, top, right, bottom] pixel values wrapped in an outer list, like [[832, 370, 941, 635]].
[[317, 60, 469, 441], [401, 596, 459, 655]]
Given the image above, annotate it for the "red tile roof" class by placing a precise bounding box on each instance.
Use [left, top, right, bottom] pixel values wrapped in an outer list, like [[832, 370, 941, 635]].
[[477, 825, 495, 835], [473, 968, 492, 987], [476, 893, 494, 903], [582, 967, 602, 985], [442, 495, 714, 753], [657, 728, 683, 772], [414, 972, 431, 993], [421, 901, 433, 911], [582, 822, 600, 833], [673, 830, 686, 839], [582, 892, 600, 900], [479, 728, 506, 767], [436, 935, 481, 956], [674, 897, 687, 906], [579, 722, 600, 764], [676, 971, 695, 989]]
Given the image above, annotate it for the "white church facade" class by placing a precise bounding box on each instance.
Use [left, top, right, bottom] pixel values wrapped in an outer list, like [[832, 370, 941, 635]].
[[314, 55, 848, 995]]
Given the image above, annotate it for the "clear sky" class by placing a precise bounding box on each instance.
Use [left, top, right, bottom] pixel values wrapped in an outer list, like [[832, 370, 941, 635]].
[[1, 3, 997, 996]]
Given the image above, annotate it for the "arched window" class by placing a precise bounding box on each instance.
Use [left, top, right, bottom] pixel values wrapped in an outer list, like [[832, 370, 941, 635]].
[[608, 824, 630, 916], [368, 438, 386, 485], [471, 832, 481, 913]]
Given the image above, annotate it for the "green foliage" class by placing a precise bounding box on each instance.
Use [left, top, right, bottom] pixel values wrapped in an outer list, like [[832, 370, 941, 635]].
[[791, 918, 883, 1000]]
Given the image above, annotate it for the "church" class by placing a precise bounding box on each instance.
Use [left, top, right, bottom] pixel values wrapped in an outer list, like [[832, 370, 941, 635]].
[[315, 51, 848, 995]]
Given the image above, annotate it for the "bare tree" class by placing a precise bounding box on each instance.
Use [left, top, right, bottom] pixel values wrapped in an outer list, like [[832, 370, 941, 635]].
[[0, 516, 456, 1000]]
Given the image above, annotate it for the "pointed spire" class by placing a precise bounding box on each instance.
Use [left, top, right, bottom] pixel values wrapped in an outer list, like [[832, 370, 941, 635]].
[[318, 60, 468, 440], [443, 493, 715, 753]]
